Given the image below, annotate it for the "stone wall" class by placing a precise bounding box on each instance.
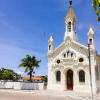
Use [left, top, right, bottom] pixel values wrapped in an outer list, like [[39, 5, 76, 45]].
[[0, 81, 44, 90]]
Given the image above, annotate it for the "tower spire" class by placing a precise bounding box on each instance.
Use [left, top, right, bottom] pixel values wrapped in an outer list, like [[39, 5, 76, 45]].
[[64, 0, 77, 41]]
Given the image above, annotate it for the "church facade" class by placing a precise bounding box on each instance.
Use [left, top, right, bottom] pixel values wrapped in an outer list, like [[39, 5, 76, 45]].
[[47, 1, 100, 94]]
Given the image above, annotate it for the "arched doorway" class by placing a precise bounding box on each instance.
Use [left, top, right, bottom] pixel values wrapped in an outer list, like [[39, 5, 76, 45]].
[[66, 69, 73, 90]]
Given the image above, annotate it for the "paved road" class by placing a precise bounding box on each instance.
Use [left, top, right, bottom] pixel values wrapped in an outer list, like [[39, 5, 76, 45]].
[[0, 90, 98, 100]]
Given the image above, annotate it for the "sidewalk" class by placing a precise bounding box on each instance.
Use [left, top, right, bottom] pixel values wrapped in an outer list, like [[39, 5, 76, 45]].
[[0, 89, 100, 100]]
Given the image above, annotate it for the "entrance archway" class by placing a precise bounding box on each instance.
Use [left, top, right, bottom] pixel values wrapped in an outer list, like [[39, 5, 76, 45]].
[[66, 69, 73, 90]]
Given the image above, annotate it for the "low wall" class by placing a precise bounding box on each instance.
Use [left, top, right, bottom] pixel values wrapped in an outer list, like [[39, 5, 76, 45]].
[[0, 81, 44, 90]]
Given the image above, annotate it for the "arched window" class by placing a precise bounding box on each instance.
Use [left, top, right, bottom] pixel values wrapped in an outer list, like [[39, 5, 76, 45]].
[[71, 53, 73, 58], [89, 39, 92, 45], [56, 71, 61, 82], [68, 22, 71, 32], [64, 53, 66, 58], [67, 51, 70, 57], [79, 70, 85, 82], [49, 45, 51, 50]]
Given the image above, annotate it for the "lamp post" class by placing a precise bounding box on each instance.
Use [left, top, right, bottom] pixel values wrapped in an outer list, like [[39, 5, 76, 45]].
[[80, 44, 94, 99], [88, 44, 93, 99]]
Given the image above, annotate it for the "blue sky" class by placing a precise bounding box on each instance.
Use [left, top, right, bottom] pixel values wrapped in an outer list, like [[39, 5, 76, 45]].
[[0, 0, 99, 76]]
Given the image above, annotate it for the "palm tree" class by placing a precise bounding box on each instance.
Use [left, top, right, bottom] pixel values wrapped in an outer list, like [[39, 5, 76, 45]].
[[93, 0, 100, 21], [19, 55, 41, 82]]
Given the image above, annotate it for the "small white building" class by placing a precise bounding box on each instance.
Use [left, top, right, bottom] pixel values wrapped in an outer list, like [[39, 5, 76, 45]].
[[47, 0, 100, 94]]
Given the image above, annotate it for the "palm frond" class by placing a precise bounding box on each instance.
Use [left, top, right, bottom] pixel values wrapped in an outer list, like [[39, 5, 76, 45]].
[[19, 54, 41, 81]]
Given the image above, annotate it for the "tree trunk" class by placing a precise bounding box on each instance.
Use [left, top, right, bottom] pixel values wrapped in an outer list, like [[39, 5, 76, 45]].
[[29, 71, 32, 82]]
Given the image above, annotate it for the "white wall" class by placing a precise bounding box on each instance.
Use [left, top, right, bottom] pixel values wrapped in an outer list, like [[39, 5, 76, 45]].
[[0, 81, 44, 90]]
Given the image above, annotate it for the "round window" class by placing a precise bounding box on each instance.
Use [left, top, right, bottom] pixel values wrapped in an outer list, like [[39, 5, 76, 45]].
[[57, 59, 60, 64], [79, 58, 84, 62]]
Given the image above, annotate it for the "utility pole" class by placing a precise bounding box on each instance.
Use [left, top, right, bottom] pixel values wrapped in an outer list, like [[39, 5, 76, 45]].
[[88, 44, 93, 99]]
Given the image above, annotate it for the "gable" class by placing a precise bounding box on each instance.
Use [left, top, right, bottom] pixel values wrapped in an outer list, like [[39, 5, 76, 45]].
[[48, 38, 88, 60]]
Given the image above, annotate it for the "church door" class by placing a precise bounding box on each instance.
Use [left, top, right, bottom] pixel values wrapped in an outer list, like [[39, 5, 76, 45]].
[[67, 69, 73, 90]]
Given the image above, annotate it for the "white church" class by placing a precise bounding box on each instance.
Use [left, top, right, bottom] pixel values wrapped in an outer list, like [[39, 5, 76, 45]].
[[47, 0, 100, 94]]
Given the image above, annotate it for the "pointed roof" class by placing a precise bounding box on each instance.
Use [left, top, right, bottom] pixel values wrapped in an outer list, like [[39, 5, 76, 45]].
[[49, 35, 53, 42], [88, 26, 94, 35], [66, 0, 76, 21]]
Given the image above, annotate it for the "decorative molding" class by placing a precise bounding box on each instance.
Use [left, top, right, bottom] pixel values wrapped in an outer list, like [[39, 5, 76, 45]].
[[52, 64, 64, 71], [73, 63, 88, 68], [65, 37, 72, 49], [62, 58, 77, 65]]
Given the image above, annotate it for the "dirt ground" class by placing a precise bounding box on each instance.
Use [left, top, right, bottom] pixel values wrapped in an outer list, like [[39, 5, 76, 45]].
[[0, 90, 98, 100]]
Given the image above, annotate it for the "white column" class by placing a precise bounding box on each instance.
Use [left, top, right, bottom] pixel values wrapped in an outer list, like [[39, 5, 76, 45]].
[[61, 70, 66, 90], [73, 68, 78, 91], [47, 61, 53, 89]]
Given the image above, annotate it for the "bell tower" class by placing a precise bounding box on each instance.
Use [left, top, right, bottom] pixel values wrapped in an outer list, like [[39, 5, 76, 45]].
[[64, 0, 77, 41], [88, 26, 95, 49]]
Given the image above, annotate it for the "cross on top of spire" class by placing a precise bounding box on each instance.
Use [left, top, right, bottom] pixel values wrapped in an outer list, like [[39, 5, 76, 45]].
[[69, 0, 72, 6]]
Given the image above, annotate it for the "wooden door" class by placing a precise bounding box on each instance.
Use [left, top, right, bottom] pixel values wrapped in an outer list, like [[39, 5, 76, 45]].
[[67, 69, 73, 90]]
